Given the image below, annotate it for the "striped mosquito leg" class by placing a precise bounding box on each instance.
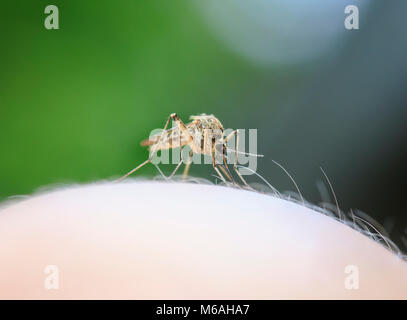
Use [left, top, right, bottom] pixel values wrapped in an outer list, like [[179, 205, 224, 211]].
[[115, 159, 151, 182], [222, 145, 236, 184], [211, 150, 228, 184], [224, 129, 251, 188]]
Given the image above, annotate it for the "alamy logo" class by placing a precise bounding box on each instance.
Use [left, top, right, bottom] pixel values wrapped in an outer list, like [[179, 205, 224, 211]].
[[44, 5, 59, 30], [148, 128, 259, 175], [344, 265, 359, 290], [44, 264, 59, 290], [344, 5, 359, 30]]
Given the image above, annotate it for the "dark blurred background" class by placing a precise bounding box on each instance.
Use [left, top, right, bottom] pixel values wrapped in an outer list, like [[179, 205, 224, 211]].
[[0, 1, 406, 248]]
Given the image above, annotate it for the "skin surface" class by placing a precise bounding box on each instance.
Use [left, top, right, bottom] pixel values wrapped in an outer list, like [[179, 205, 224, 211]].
[[0, 181, 406, 299]]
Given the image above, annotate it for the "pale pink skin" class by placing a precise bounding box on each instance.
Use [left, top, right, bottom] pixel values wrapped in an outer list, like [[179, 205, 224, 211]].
[[0, 181, 406, 299]]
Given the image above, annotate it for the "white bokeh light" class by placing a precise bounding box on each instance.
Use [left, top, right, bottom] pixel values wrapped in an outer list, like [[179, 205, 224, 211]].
[[195, 0, 367, 66]]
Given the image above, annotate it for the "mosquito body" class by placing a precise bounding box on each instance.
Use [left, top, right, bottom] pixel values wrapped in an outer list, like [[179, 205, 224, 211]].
[[117, 113, 249, 187]]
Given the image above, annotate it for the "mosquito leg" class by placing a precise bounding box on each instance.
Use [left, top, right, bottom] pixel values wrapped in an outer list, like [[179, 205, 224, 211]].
[[233, 162, 251, 188], [166, 112, 197, 180], [166, 113, 196, 177], [224, 130, 251, 188], [168, 159, 183, 179], [209, 137, 233, 184], [223, 129, 237, 144], [170, 114, 198, 181], [149, 113, 180, 154], [182, 150, 193, 181], [222, 145, 236, 184], [211, 150, 228, 184], [115, 159, 151, 182], [219, 164, 233, 182], [214, 166, 227, 184], [171, 113, 194, 147], [117, 113, 180, 182]]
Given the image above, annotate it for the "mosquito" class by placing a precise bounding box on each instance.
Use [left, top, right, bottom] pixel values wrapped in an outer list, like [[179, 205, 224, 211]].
[[116, 113, 251, 187]]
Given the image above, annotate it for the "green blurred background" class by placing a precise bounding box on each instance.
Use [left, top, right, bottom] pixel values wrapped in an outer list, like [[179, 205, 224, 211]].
[[1, 1, 406, 248], [1, 0, 256, 189]]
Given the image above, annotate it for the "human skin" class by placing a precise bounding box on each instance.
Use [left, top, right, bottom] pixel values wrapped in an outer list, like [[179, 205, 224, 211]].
[[0, 181, 406, 299]]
